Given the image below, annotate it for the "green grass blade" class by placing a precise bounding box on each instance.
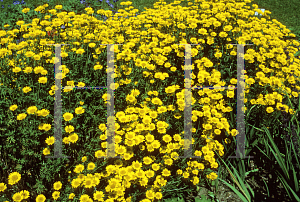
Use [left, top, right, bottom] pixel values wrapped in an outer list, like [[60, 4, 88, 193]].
[[290, 134, 300, 172], [261, 178, 269, 197], [291, 164, 299, 192], [244, 168, 259, 177], [276, 170, 300, 201], [218, 178, 249, 202], [215, 152, 252, 202], [246, 180, 255, 200], [291, 151, 300, 192], [268, 145, 290, 180], [255, 145, 272, 161], [262, 125, 290, 180], [231, 161, 252, 201]]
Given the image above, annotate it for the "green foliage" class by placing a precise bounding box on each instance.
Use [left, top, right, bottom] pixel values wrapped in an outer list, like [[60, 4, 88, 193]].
[[195, 195, 213, 202], [162, 197, 185, 202]]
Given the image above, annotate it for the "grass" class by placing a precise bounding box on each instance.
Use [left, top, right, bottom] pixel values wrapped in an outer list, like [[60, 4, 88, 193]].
[[0, 0, 300, 201], [251, 0, 300, 41]]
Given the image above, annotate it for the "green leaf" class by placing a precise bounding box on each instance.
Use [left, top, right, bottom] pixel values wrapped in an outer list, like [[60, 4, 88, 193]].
[[294, 51, 300, 57], [218, 178, 249, 202], [15, 164, 22, 170], [262, 126, 290, 180], [195, 195, 212, 202], [244, 168, 259, 176]]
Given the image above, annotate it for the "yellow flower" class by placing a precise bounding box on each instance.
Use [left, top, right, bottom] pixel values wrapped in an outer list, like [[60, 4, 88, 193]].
[[204, 124, 212, 130], [43, 124, 51, 131], [82, 156, 87, 162], [45, 136, 55, 145], [23, 66, 33, 74], [151, 163, 160, 171], [65, 125, 75, 133], [191, 176, 200, 185], [214, 52, 222, 58], [126, 94, 136, 103], [94, 64, 103, 70], [0, 183, 7, 192], [145, 169, 155, 178], [214, 129, 221, 135], [256, 71, 265, 78], [55, 5, 63, 10], [165, 86, 176, 94], [53, 181, 62, 190], [12, 192, 23, 201], [12, 67, 22, 73], [231, 129, 238, 137], [69, 193, 75, 200], [16, 20, 25, 26], [98, 123, 106, 131], [143, 156, 153, 165], [22, 86, 32, 93], [145, 133, 154, 142], [87, 162, 95, 170], [183, 171, 189, 178], [177, 23, 186, 29], [74, 164, 84, 173], [25, 51, 35, 58], [202, 146, 209, 154], [93, 191, 104, 201], [207, 172, 218, 180], [146, 190, 155, 200], [151, 97, 162, 105], [19, 190, 30, 200], [60, 52, 68, 58], [88, 43, 96, 48], [21, 8, 30, 13], [52, 191, 60, 200], [210, 161, 219, 169], [43, 148, 50, 155], [75, 106, 85, 114], [8, 172, 21, 185], [36, 109, 50, 117], [151, 140, 160, 149], [131, 89, 140, 96], [162, 134, 172, 143], [69, 133, 78, 143], [36, 194, 46, 202], [63, 137, 70, 144], [194, 150, 202, 157], [266, 107, 274, 113], [227, 90, 235, 98], [174, 112, 181, 119], [76, 48, 85, 55], [63, 112, 73, 121], [27, 106, 38, 114], [34, 66, 44, 74], [164, 158, 173, 166], [17, 113, 27, 121], [230, 78, 237, 84], [9, 104, 18, 111], [198, 28, 208, 35], [177, 169, 183, 175], [161, 168, 171, 177], [33, 54, 41, 60]]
